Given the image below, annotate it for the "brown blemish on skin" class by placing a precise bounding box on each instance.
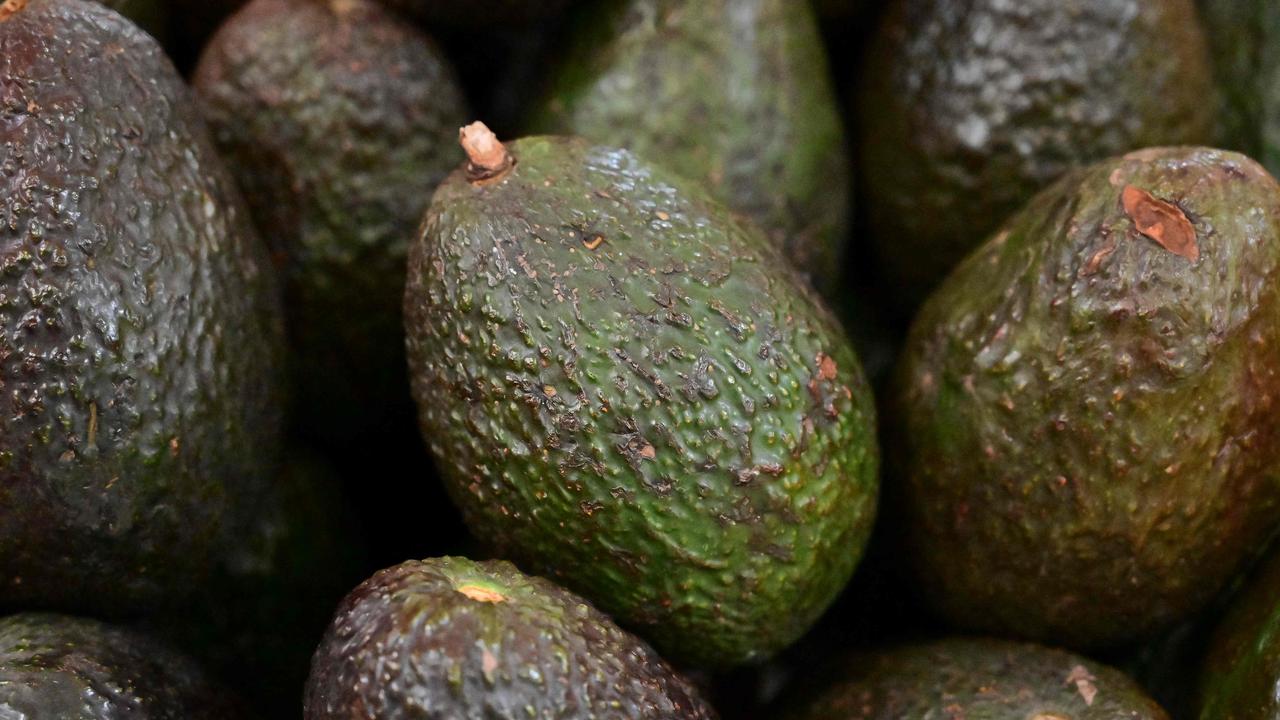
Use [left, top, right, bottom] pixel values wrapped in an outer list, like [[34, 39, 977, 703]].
[[1121, 185, 1199, 262], [481, 648, 498, 681], [1082, 240, 1117, 276], [639, 444, 656, 459], [583, 234, 605, 251], [457, 584, 507, 603], [460, 121, 515, 185], [87, 402, 97, 447], [0, 0, 28, 21], [816, 353, 837, 381], [1065, 665, 1099, 706]]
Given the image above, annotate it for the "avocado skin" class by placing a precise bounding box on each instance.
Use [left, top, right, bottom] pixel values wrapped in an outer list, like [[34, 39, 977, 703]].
[[404, 136, 878, 667], [0, 0, 285, 615], [786, 637, 1168, 720], [893, 147, 1280, 649], [531, 0, 849, 294], [1198, 0, 1280, 176], [193, 0, 467, 446], [305, 557, 718, 720], [0, 613, 242, 719], [1198, 548, 1280, 719], [859, 0, 1215, 307]]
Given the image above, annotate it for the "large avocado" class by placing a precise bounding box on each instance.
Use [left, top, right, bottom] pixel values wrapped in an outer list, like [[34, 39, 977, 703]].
[[893, 146, 1280, 649], [785, 637, 1168, 720], [403, 125, 878, 667], [1199, 0, 1280, 176], [305, 557, 717, 719], [193, 0, 467, 446], [859, 0, 1216, 308], [0, 612, 243, 719], [531, 0, 849, 294], [1198, 547, 1280, 719], [0, 0, 285, 615]]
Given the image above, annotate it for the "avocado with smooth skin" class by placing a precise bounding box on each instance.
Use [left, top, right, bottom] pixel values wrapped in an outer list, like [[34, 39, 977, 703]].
[[0, 613, 243, 719], [1198, 547, 1280, 719], [404, 125, 878, 668], [785, 637, 1169, 720], [893, 147, 1280, 650], [305, 557, 718, 720], [193, 0, 468, 446], [0, 0, 285, 616], [1198, 0, 1280, 176], [531, 0, 850, 294], [859, 0, 1216, 308]]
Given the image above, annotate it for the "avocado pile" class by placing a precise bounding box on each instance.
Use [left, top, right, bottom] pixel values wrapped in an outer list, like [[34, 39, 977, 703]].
[[4, 0, 1280, 717]]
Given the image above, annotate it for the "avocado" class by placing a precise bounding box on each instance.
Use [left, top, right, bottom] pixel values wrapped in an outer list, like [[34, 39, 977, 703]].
[[784, 637, 1168, 720], [403, 124, 878, 668], [859, 0, 1216, 308], [379, 0, 573, 27], [0, 612, 243, 719], [892, 146, 1280, 650], [531, 0, 850, 294], [0, 0, 285, 616], [1198, 0, 1280, 176], [305, 557, 718, 719], [1198, 546, 1280, 719], [193, 0, 467, 446]]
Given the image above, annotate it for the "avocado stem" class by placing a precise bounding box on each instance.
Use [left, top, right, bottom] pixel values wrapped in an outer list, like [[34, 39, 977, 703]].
[[0, 0, 28, 21], [460, 121, 514, 184]]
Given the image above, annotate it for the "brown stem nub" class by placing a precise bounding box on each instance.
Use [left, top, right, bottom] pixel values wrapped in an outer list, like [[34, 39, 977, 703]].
[[460, 121, 514, 185], [0, 0, 30, 21]]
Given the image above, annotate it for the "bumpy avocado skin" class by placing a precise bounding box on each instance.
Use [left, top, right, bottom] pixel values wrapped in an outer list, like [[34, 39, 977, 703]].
[[0, 613, 242, 719], [305, 558, 718, 720], [1198, 549, 1280, 720], [786, 638, 1168, 720], [0, 0, 285, 615], [193, 0, 467, 446], [1199, 0, 1280, 176], [404, 136, 878, 668], [860, 0, 1216, 306], [532, 0, 849, 294], [893, 147, 1280, 649]]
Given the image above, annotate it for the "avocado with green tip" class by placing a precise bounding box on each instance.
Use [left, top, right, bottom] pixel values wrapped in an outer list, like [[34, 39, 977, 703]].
[[305, 557, 718, 719], [403, 125, 878, 668], [0, 0, 285, 616], [893, 146, 1280, 650]]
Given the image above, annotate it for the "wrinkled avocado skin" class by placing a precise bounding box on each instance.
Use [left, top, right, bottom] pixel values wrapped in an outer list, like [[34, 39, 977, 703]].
[[305, 558, 718, 720], [860, 0, 1215, 307], [0, 0, 285, 616], [531, 0, 849, 294], [894, 147, 1280, 649], [404, 136, 878, 668], [1198, 549, 1280, 720], [193, 0, 467, 446], [0, 613, 241, 719], [1198, 0, 1280, 177], [787, 637, 1168, 720]]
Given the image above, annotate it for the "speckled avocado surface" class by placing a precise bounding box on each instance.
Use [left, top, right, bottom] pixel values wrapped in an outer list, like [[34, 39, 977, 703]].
[[893, 146, 1280, 649], [859, 0, 1216, 307], [0, 0, 285, 615], [0, 612, 241, 719], [403, 130, 878, 668], [786, 637, 1169, 720], [305, 557, 718, 720], [193, 0, 468, 445], [1199, 0, 1280, 177], [531, 0, 849, 294], [1198, 548, 1280, 720]]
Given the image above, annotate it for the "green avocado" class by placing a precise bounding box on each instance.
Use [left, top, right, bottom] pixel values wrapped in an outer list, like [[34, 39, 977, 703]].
[[1199, 0, 1280, 176], [859, 0, 1216, 308], [305, 557, 718, 719], [0, 0, 285, 616], [893, 146, 1280, 649], [531, 0, 849, 294], [193, 0, 468, 446], [785, 637, 1168, 720], [0, 612, 244, 719], [403, 126, 878, 668], [1198, 547, 1280, 719]]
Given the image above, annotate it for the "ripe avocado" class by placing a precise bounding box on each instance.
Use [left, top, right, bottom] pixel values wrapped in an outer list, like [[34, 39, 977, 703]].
[[0, 0, 285, 615], [785, 637, 1168, 719], [193, 0, 468, 446], [531, 0, 850, 294], [305, 557, 718, 719], [403, 125, 878, 667], [893, 147, 1280, 649], [1199, 0, 1280, 176], [0, 612, 244, 719], [859, 0, 1216, 307], [1198, 548, 1280, 719]]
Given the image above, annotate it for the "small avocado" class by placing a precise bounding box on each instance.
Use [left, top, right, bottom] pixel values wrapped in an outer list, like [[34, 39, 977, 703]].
[[893, 146, 1280, 649], [0, 0, 285, 616], [531, 0, 850, 294], [305, 557, 718, 719], [403, 125, 878, 667], [0, 612, 243, 719], [193, 0, 468, 446], [1199, 0, 1280, 176], [859, 0, 1216, 307], [785, 637, 1168, 720], [1198, 547, 1280, 719]]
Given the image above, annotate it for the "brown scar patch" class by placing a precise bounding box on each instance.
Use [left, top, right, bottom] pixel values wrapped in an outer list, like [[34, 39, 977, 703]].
[[1121, 185, 1199, 262], [457, 584, 506, 603]]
